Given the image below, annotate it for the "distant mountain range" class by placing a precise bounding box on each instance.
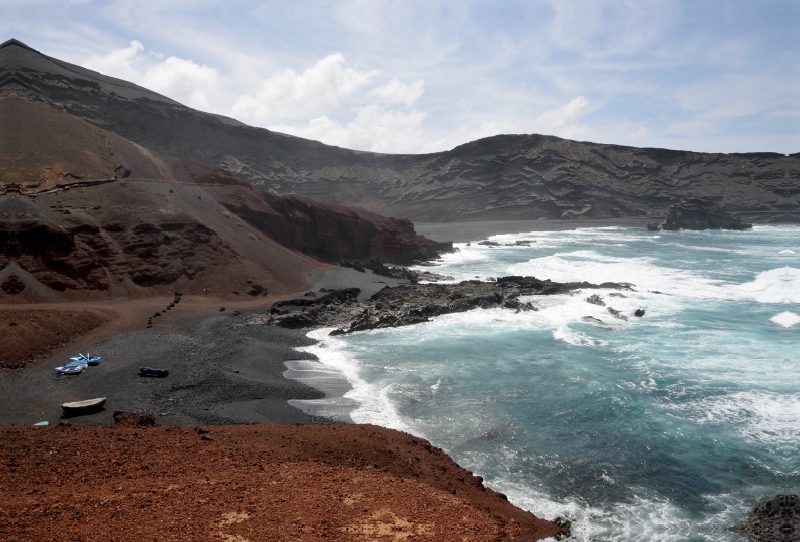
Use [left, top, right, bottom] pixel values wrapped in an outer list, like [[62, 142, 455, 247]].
[[1, 38, 798, 223]]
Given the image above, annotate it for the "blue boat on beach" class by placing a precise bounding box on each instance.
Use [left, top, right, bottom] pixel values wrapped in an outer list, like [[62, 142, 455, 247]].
[[56, 353, 102, 374], [70, 353, 101, 366], [54, 364, 84, 375]]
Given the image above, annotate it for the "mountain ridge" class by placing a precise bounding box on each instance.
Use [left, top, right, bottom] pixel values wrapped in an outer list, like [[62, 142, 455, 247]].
[[1, 38, 798, 222]]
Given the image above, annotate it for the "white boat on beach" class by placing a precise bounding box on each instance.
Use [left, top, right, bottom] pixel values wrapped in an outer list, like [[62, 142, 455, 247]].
[[60, 397, 107, 415]]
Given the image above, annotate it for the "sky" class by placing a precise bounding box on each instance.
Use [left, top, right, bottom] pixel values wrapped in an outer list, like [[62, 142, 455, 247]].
[[2, 0, 798, 154]]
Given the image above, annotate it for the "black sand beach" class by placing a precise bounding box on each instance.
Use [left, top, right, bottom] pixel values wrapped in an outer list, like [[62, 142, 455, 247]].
[[0, 266, 409, 427]]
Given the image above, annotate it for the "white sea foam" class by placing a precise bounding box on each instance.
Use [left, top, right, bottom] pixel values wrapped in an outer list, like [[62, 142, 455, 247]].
[[552, 325, 610, 347], [770, 311, 800, 328], [738, 267, 800, 303], [283, 359, 356, 422], [294, 329, 413, 432], [780, 249, 796, 255], [490, 477, 742, 542], [507, 251, 727, 301]]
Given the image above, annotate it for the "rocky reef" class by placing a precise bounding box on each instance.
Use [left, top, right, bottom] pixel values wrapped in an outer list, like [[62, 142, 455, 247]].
[[647, 198, 753, 230], [252, 275, 634, 332]]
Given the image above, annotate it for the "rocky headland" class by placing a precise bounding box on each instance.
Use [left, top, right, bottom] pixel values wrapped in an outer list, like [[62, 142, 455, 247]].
[[0, 95, 448, 305]]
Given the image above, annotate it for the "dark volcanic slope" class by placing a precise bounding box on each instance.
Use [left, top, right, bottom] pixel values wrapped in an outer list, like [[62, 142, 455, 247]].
[[2, 38, 798, 222]]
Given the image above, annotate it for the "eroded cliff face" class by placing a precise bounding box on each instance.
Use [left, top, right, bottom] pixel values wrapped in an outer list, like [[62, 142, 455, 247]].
[[2, 39, 797, 223], [0, 193, 252, 301], [211, 184, 451, 262]]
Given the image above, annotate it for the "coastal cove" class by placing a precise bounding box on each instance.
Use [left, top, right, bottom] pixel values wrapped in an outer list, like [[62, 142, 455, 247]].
[[285, 222, 800, 541], [2, 19, 799, 541]]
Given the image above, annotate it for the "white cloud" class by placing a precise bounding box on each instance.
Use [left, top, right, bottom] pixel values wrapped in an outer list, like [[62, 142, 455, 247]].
[[66, 1, 795, 157], [270, 105, 428, 154], [230, 53, 379, 125], [534, 96, 598, 138], [143, 56, 218, 110], [268, 94, 602, 155], [368, 78, 424, 106], [84, 40, 144, 81], [84, 41, 219, 110]]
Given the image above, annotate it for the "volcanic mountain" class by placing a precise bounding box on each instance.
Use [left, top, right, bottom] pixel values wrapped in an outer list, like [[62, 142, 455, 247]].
[[0, 93, 447, 303], [1, 38, 798, 223]]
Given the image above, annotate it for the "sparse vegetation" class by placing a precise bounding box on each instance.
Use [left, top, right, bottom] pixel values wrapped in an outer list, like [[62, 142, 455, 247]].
[[222, 210, 233, 219]]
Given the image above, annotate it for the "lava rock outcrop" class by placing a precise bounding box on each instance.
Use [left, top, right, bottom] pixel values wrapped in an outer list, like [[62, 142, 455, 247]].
[[339, 257, 449, 282], [252, 276, 634, 332]]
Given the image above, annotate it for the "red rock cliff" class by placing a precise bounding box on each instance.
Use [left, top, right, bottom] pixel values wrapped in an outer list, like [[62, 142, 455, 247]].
[[195, 162, 451, 262]]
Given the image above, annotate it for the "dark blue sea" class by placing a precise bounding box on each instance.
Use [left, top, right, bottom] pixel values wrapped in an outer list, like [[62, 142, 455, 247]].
[[290, 225, 799, 541]]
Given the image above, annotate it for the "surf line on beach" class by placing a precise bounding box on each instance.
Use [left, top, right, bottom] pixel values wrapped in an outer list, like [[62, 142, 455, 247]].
[[285, 328, 413, 431]]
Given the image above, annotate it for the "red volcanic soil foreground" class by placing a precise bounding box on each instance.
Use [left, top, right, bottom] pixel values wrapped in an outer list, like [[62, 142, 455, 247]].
[[1, 424, 563, 541]]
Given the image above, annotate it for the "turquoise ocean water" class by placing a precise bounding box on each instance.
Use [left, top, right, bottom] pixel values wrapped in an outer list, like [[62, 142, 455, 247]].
[[291, 225, 799, 541]]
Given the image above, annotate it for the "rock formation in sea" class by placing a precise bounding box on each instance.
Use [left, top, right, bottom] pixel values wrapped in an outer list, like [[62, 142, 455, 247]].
[[2, 38, 797, 224], [647, 198, 753, 230]]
